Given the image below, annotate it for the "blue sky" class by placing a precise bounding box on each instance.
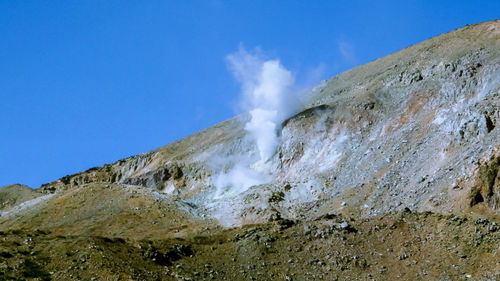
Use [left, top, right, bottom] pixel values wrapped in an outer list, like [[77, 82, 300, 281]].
[[1, 1, 498, 188]]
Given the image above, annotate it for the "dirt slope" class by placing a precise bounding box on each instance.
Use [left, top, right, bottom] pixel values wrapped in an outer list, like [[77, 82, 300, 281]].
[[0, 185, 43, 213]]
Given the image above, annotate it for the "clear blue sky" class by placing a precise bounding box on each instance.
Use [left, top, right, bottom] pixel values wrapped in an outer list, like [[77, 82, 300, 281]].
[[1, 1, 498, 188]]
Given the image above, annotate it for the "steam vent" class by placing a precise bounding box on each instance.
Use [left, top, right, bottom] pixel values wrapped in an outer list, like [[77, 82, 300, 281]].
[[1, 20, 499, 280]]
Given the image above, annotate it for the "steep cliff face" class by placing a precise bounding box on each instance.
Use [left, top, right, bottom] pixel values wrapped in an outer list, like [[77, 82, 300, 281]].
[[23, 20, 498, 228], [270, 21, 500, 219]]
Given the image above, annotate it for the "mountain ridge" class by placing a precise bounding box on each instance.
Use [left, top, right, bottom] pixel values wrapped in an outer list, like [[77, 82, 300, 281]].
[[31, 20, 499, 193]]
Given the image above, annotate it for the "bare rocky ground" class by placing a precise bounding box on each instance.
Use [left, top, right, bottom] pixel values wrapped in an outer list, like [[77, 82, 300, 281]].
[[1, 20, 499, 280], [1, 211, 499, 280]]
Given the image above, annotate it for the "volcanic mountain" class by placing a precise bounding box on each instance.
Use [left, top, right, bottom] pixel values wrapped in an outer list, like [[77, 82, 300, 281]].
[[1, 20, 499, 281]]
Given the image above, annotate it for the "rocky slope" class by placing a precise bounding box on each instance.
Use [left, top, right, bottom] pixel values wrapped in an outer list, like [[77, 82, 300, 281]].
[[0, 185, 44, 215], [1, 212, 499, 280], [1, 20, 499, 280]]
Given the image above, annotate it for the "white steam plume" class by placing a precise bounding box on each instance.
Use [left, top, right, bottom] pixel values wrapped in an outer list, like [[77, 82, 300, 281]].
[[213, 164, 270, 199], [210, 47, 300, 200], [227, 46, 298, 162]]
